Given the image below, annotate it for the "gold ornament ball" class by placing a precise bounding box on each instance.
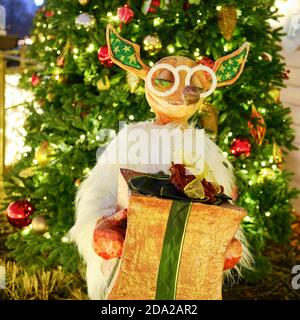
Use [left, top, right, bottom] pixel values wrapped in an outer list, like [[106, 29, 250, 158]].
[[74, 178, 81, 187], [97, 75, 110, 91], [35, 142, 55, 167], [257, 168, 275, 183], [78, 0, 89, 5], [32, 216, 49, 234], [269, 88, 280, 103], [143, 35, 162, 55], [53, 72, 67, 83], [47, 92, 55, 102], [262, 52, 273, 62], [57, 74, 67, 83]]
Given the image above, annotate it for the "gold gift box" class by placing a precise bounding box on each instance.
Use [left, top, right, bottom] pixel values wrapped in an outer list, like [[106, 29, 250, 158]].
[[109, 192, 245, 300]]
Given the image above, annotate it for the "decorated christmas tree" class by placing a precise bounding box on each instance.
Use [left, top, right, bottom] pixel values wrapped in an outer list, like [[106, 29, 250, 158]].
[[2, 0, 298, 284]]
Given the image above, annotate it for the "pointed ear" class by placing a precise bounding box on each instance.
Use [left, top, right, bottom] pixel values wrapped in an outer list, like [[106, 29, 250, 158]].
[[213, 42, 250, 87], [106, 24, 149, 79]]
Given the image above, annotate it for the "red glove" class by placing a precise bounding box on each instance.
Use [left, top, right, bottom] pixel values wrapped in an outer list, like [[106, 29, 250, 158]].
[[223, 237, 242, 270], [93, 209, 127, 260]]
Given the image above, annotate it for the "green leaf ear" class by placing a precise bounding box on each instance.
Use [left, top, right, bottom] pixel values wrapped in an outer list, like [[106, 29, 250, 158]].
[[213, 42, 250, 87], [106, 24, 149, 79]]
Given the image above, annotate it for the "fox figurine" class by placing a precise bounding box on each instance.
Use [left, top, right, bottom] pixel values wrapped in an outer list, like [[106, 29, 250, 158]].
[[69, 24, 252, 300]]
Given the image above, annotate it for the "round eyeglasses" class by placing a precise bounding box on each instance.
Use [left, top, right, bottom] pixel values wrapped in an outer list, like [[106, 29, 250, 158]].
[[146, 63, 217, 98]]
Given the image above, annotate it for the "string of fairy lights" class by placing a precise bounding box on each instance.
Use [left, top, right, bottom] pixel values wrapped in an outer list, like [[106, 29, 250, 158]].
[[4, 74, 33, 166]]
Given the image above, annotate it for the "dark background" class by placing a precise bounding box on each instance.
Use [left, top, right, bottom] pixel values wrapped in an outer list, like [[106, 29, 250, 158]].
[[0, 0, 37, 38]]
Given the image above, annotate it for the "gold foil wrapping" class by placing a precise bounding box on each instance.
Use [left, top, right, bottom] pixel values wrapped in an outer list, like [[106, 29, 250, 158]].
[[109, 195, 246, 300]]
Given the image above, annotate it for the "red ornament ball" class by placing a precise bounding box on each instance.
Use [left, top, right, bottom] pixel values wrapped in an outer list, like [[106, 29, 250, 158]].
[[45, 11, 54, 18], [282, 69, 290, 80], [117, 4, 135, 24], [6, 200, 35, 228], [142, 0, 161, 14], [230, 137, 252, 157], [196, 56, 215, 79], [31, 74, 40, 86], [197, 56, 215, 69], [97, 45, 113, 68], [183, 2, 191, 11]]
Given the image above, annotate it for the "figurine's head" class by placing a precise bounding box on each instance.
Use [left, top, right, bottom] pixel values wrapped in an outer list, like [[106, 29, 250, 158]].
[[106, 24, 249, 124]]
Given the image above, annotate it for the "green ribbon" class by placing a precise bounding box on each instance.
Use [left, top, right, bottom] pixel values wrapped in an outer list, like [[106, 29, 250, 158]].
[[155, 200, 192, 300]]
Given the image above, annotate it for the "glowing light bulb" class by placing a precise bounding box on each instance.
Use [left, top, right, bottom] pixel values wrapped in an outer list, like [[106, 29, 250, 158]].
[[83, 167, 90, 175], [4, 75, 33, 166], [44, 232, 51, 239], [25, 38, 33, 45], [34, 0, 44, 6], [22, 225, 32, 236], [167, 45, 175, 54], [243, 215, 252, 222], [153, 17, 164, 26], [61, 236, 69, 243], [86, 43, 95, 52]]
